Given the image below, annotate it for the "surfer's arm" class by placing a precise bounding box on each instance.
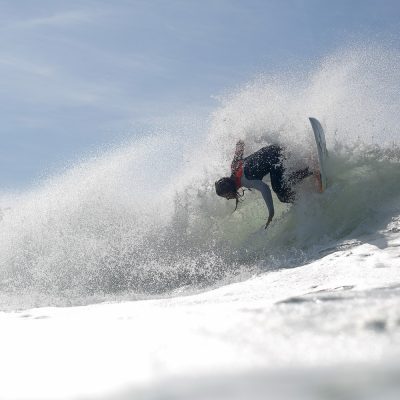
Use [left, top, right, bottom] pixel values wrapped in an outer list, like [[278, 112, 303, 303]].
[[241, 176, 275, 221], [231, 140, 245, 173]]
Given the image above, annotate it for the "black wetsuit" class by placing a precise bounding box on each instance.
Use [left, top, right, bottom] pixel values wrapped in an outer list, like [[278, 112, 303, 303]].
[[243, 145, 311, 203]]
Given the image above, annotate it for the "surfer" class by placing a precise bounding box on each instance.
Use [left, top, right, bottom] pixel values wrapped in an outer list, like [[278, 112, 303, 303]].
[[215, 141, 314, 229]]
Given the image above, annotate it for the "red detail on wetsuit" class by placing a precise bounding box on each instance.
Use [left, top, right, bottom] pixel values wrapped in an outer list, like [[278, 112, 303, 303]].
[[231, 140, 245, 189], [233, 161, 243, 189]]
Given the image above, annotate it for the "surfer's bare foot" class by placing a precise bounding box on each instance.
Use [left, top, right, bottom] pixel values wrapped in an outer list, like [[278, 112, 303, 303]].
[[314, 170, 323, 193]]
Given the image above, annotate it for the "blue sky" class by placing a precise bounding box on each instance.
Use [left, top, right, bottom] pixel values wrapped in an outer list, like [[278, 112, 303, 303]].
[[1, 0, 400, 188]]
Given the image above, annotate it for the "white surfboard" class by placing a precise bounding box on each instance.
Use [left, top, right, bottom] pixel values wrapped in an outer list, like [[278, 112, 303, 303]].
[[309, 117, 328, 191]]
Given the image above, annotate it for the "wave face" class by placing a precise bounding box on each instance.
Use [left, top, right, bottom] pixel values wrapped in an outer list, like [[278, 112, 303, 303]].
[[1, 43, 400, 309]]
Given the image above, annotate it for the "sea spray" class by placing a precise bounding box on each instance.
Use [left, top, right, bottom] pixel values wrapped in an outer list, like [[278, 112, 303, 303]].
[[1, 43, 400, 309]]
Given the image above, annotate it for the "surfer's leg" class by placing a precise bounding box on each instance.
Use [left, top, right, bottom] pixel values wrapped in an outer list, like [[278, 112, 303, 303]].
[[297, 167, 324, 193], [270, 166, 312, 203], [287, 167, 313, 185], [270, 166, 294, 203]]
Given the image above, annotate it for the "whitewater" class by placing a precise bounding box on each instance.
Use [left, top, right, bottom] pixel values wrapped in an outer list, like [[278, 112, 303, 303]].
[[1, 44, 400, 399]]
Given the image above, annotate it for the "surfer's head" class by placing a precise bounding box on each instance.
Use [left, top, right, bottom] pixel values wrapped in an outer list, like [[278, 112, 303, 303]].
[[215, 177, 236, 199], [215, 177, 243, 211]]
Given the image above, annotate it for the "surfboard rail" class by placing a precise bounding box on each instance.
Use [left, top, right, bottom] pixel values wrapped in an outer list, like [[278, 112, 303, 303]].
[[309, 117, 328, 191]]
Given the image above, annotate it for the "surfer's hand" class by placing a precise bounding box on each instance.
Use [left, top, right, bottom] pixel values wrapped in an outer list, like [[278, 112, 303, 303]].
[[265, 215, 273, 229]]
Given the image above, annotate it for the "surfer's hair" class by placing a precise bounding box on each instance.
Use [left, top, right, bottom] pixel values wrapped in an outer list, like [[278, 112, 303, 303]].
[[215, 177, 244, 212]]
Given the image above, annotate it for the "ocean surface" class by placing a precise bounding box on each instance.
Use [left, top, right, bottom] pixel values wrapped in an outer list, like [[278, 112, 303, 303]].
[[1, 43, 400, 400]]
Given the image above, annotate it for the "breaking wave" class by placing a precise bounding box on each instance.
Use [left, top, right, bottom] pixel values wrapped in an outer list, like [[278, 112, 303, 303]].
[[1, 42, 400, 310]]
